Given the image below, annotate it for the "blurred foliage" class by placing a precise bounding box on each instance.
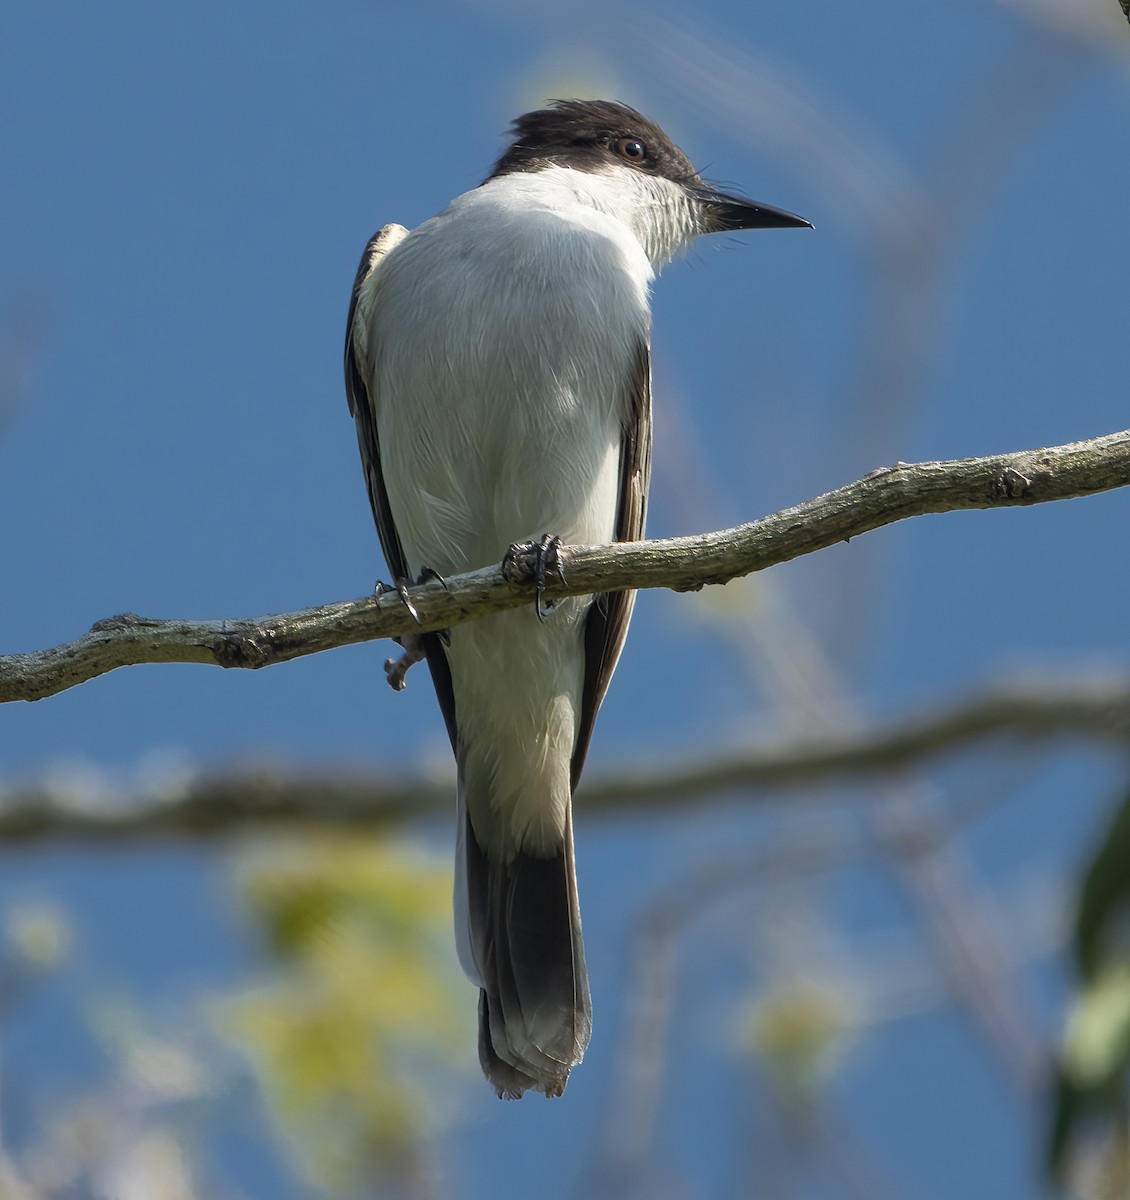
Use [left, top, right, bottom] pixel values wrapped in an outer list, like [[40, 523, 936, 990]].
[[0, 902, 211, 1197], [742, 978, 857, 1112], [1050, 785, 1130, 1191], [224, 835, 474, 1196], [91, 996, 213, 1106], [1075, 788, 1130, 982], [0, 843, 475, 1198], [3, 903, 70, 972]]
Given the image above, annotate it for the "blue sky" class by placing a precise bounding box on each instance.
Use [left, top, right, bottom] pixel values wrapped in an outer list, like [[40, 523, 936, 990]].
[[2, 1, 1129, 1197]]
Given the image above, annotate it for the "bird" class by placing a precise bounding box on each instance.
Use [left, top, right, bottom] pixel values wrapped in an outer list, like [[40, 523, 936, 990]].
[[344, 99, 810, 1099]]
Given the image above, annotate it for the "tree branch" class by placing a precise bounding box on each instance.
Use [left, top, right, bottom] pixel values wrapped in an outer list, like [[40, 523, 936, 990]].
[[2, 429, 1128, 705], [1, 675, 1127, 842]]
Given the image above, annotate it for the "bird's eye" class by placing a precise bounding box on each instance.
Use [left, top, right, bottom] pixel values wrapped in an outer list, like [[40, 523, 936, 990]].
[[614, 136, 647, 162]]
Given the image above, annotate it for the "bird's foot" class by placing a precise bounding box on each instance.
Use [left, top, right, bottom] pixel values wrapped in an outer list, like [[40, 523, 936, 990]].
[[374, 567, 450, 688], [502, 534, 567, 622], [384, 633, 427, 692]]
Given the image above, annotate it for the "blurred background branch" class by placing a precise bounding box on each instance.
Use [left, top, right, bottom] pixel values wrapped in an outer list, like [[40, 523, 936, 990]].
[[0, 673, 1127, 841]]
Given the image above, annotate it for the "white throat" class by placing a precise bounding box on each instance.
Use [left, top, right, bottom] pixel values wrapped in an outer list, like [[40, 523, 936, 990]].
[[481, 164, 703, 269]]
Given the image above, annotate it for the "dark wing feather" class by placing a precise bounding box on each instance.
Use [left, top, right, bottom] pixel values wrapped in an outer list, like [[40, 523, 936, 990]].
[[344, 225, 460, 750], [344, 225, 410, 582], [571, 335, 652, 788]]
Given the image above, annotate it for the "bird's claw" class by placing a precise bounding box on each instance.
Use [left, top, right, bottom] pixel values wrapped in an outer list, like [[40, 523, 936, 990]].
[[417, 565, 449, 591], [374, 577, 419, 623], [374, 565, 447, 626]]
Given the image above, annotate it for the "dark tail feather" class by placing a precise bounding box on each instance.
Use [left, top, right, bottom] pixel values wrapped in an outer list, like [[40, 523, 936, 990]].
[[462, 802, 591, 1098]]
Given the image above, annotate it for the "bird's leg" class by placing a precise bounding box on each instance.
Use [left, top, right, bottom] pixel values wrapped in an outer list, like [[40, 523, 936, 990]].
[[502, 533, 567, 622]]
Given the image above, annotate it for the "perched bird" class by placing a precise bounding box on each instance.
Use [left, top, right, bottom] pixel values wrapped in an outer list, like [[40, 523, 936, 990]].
[[344, 99, 809, 1098]]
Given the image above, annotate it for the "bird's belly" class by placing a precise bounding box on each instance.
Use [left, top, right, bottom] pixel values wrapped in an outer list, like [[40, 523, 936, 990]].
[[378, 323, 631, 854]]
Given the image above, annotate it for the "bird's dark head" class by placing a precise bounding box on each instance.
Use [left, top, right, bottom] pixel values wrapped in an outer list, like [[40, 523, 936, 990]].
[[487, 99, 811, 237], [488, 99, 700, 186]]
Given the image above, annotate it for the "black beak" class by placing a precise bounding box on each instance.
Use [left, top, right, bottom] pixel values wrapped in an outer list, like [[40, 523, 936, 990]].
[[695, 187, 812, 233]]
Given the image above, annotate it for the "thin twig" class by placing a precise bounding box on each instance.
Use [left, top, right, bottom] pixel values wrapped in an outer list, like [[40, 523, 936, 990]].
[[2, 430, 1128, 705]]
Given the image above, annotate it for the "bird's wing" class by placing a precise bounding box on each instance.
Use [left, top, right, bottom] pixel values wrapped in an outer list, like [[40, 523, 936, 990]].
[[344, 223, 461, 749], [571, 335, 652, 787], [344, 223, 411, 583]]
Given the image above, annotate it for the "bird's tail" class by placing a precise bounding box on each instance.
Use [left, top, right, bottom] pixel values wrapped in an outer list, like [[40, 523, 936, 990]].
[[455, 779, 591, 1098]]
